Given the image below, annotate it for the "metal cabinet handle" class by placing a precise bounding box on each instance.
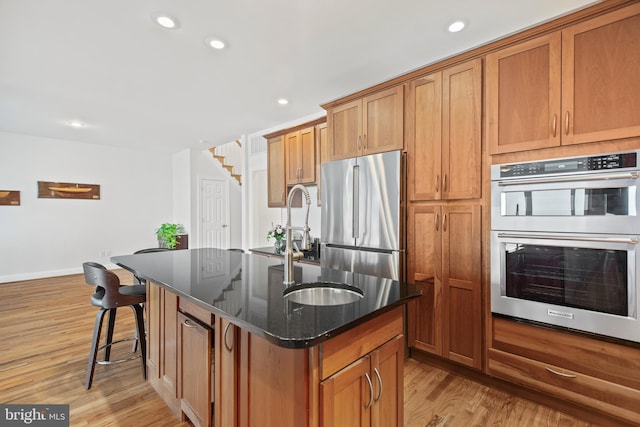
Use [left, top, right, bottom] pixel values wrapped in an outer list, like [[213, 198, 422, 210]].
[[435, 213, 440, 231], [373, 368, 383, 402], [358, 135, 362, 151], [565, 111, 570, 135], [552, 114, 557, 137], [435, 175, 440, 193], [443, 174, 447, 193], [364, 373, 374, 410], [363, 134, 367, 150], [442, 214, 447, 232], [223, 322, 233, 352], [183, 319, 197, 328], [545, 366, 576, 379]]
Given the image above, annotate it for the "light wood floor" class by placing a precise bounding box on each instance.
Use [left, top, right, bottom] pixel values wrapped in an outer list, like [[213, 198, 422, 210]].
[[1, 270, 597, 426]]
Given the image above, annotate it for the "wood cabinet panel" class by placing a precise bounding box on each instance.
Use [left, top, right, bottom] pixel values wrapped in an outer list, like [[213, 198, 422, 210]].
[[562, 4, 640, 145], [489, 348, 640, 425], [320, 336, 403, 427], [267, 135, 286, 207], [362, 86, 404, 156], [327, 99, 361, 161], [406, 74, 442, 201], [326, 86, 403, 162], [406, 205, 442, 355], [406, 59, 481, 201], [215, 317, 238, 427], [407, 203, 481, 369], [442, 59, 482, 200], [487, 4, 640, 154], [285, 127, 316, 185], [178, 312, 212, 427], [486, 34, 561, 154], [320, 355, 371, 427]]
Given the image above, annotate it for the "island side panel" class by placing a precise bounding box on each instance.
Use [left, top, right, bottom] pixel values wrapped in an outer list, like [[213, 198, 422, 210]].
[[238, 330, 310, 427]]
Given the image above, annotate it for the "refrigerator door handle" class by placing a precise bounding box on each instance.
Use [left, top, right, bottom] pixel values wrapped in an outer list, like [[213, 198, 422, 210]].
[[353, 164, 359, 239]]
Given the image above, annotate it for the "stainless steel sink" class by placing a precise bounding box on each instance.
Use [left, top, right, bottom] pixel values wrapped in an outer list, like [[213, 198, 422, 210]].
[[283, 282, 364, 306]]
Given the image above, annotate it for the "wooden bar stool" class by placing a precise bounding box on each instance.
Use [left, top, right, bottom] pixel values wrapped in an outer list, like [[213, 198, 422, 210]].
[[82, 262, 146, 389]]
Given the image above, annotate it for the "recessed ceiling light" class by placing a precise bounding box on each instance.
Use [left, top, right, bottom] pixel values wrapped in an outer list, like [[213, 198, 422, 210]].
[[277, 98, 289, 106], [67, 120, 86, 128], [152, 13, 179, 29], [205, 37, 226, 50], [448, 20, 466, 33]]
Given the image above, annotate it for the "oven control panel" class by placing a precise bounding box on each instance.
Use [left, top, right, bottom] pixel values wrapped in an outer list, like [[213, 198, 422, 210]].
[[498, 151, 638, 178]]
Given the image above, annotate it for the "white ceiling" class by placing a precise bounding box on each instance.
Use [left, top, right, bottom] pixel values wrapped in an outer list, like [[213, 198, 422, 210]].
[[0, 0, 599, 153]]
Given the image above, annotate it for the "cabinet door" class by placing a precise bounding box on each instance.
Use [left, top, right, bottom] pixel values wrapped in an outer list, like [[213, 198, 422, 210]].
[[406, 204, 442, 356], [299, 126, 316, 183], [320, 355, 372, 427], [147, 281, 161, 380], [178, 312, 212, 427], [327, 99, 362, 161], [285, 131, 300, 185], [362, 86, 404, 156], [562, 4, 640, 145], [486, 33, 562, 154], [316, 122, 328, 205], [442, 204, 481, 369], [442, 59, 482, 200], [406, 73, 442, 201], [267, 136, 286, 207], [215, 317, 238, 427], [370, 336, 404, 427]]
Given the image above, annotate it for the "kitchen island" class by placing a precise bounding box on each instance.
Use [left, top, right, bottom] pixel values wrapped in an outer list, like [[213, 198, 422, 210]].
[[112, 248, 420, 427]]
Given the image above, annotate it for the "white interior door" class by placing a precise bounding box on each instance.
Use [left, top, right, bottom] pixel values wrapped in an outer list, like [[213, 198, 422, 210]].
[[200, 178, 230, 249]]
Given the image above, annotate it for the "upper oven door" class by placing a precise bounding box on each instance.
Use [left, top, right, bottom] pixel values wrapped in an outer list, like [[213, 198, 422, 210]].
[[491, 169, 639, 233]]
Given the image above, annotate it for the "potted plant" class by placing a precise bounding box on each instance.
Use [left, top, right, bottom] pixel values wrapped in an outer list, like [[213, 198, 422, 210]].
[[267, 224, 286, 254], [156, 223, 184, 249]]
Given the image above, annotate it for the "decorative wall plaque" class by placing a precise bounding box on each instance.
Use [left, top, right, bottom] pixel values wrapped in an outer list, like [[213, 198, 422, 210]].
[[0, 190, 20, 205], [38, 181, 100, 199]]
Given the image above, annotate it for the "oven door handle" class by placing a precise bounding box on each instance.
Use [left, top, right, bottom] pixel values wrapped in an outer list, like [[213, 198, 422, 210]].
[[497, 232, 638, 244], [497, 171, 638, 186]]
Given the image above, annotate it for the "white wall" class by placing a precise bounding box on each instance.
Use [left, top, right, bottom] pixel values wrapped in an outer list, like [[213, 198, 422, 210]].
[[0, 131, 173, 282]]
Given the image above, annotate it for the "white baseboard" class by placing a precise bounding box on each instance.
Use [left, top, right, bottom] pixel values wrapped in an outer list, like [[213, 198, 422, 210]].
[[0, 262, 120, 284]]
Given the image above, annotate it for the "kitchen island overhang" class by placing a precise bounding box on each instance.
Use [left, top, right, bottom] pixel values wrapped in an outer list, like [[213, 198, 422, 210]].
[[112, 247, 421, 349]]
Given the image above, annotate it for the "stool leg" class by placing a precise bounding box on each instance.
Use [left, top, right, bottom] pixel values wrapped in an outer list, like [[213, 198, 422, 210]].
[[86, 308, 108, 390], [132, 304, 147, 379], [104, 308, 117, 361]]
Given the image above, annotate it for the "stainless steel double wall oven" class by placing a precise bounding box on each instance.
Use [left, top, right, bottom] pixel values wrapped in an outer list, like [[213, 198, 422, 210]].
[[491, 151, 640, 343]]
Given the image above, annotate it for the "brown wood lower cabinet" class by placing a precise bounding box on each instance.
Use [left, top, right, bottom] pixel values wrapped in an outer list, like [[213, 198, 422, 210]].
[[320, 335, 403, 427], [406, 203, 482, 369], [489, 317, 640, 425], [177, 312, 212, 427]]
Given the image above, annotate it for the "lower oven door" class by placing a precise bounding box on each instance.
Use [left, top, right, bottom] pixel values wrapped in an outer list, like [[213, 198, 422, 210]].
[[491, 231, 639, 342]]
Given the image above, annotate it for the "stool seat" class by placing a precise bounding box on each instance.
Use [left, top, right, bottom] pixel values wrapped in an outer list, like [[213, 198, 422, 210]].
[[83, 262, 147, 390]]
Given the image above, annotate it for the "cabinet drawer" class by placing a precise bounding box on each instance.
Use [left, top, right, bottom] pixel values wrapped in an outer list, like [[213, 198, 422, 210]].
[[179, 298, 214, 327], [488, 348, 640, 425], [492, 317, 640, 390], [319, 307, 403, 380]]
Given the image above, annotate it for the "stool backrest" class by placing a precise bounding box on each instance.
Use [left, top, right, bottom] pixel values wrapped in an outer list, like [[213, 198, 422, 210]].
[[82, 262, 141, 309]]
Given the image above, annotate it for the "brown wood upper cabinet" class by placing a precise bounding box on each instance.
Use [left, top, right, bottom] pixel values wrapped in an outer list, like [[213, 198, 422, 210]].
[[285, 126, 315, 185], [406, 59, 482, 201], [267, 135, 287, 207], [326, 85, 404, 162], [487, 4, 640, 154]]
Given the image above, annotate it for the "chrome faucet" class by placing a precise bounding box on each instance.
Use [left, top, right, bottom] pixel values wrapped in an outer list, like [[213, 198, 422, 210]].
[[284, 184, 312, 285]]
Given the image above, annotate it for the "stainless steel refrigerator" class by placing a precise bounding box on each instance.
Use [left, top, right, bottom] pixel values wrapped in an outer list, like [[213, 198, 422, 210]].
[[321, 150, 403, 280]]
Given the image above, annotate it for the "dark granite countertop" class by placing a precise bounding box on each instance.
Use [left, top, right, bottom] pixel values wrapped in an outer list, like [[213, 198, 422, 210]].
[[249, 246, 320, 264], [112, 248, 420, 349]]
